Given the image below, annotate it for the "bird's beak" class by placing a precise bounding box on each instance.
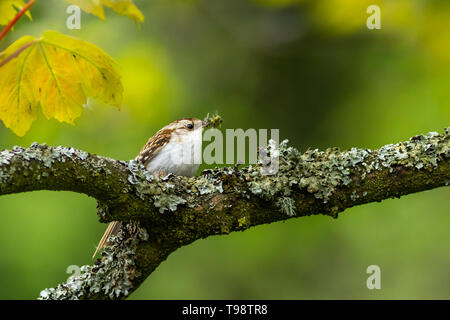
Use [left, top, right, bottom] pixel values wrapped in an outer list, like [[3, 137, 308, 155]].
[[201, 120, 208, 128]]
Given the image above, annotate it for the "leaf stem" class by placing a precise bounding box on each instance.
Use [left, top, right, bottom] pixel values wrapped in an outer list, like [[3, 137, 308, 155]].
[[0, 40, 36, 68], [0, 0, 36, 42]]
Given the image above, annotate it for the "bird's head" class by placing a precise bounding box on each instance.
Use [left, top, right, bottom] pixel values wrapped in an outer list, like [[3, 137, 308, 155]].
[[165, 118, 207, 132], [159, 118, 207, 147]]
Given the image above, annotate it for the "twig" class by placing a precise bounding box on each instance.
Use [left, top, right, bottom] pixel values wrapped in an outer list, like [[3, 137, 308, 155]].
[[0, 40, 36, 68], [0, 0, 36, 42]]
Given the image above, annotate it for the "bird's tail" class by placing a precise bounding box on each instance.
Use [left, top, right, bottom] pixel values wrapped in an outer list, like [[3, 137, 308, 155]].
[[92, 221, 122, 259]]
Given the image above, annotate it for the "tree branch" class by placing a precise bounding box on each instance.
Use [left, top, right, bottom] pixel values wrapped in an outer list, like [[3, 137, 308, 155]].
[[0, 128, 448, 300]]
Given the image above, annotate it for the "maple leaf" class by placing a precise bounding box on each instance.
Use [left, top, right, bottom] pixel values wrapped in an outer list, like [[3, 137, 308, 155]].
[[0, 0, 32, 26], [0, 30, 123, 136], [65, 0, 144, 23]]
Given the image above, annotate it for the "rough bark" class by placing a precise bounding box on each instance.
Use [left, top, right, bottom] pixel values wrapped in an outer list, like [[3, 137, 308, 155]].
[[0, 128, 448, 300]]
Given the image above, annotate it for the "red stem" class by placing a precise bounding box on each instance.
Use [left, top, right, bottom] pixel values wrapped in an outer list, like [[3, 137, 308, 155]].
[[0, 0, 36, 42], [0, 41, 36, 68]]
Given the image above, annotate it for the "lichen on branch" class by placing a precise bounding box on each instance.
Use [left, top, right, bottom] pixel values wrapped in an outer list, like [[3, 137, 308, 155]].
[[0, 127, 449, 300]]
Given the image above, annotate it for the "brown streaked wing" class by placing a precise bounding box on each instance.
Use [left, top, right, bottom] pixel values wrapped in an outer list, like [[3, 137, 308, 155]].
[[136, 128, 173, 166]]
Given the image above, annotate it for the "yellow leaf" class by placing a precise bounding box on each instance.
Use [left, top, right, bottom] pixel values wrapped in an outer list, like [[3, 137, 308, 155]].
[[0, 0, 32, 26], [65, 0, 144, 23], [0, 30, 123, 136]]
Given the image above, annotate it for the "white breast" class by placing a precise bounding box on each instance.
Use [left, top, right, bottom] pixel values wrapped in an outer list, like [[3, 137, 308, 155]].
[[145, 128, 202, 177]]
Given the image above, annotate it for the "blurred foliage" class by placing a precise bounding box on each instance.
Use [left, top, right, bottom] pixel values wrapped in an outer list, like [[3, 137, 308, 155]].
[[64, 0, 144, 23], [0, 0, 448, 299]]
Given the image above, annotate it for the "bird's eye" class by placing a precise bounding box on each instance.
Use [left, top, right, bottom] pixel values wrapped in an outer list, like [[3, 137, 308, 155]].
[[186, 123, 194, 130]]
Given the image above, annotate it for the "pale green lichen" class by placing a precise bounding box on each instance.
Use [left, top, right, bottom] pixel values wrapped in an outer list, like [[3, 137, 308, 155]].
[[126, 160, 187, 213], [350, 190, 359, 201], [39, 223, 148, 300], [0, 143, 90, 170], [1, 129, 448, 220], [153, 194, 187, 213], [0, 143, 92, 184], [373, 130, 449, 171], [195, 176, 223, 195], [276, 197, 296, 216], [125, 159, 224, 214], [244, 128, 449, 213]]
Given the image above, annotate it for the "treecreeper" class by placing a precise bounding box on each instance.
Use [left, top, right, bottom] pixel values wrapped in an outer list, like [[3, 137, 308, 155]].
[[93, 118, 208, 258]]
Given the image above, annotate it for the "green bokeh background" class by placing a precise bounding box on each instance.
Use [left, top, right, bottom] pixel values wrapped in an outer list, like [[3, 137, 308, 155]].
[[0, 0, 449, 299]]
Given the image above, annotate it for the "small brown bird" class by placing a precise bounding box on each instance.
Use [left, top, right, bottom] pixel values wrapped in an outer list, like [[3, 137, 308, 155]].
[[93, 118, 206, 258]]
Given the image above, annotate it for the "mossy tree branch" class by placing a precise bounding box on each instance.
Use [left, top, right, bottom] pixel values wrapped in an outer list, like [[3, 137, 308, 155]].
[[0, 128, 449, 300]]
